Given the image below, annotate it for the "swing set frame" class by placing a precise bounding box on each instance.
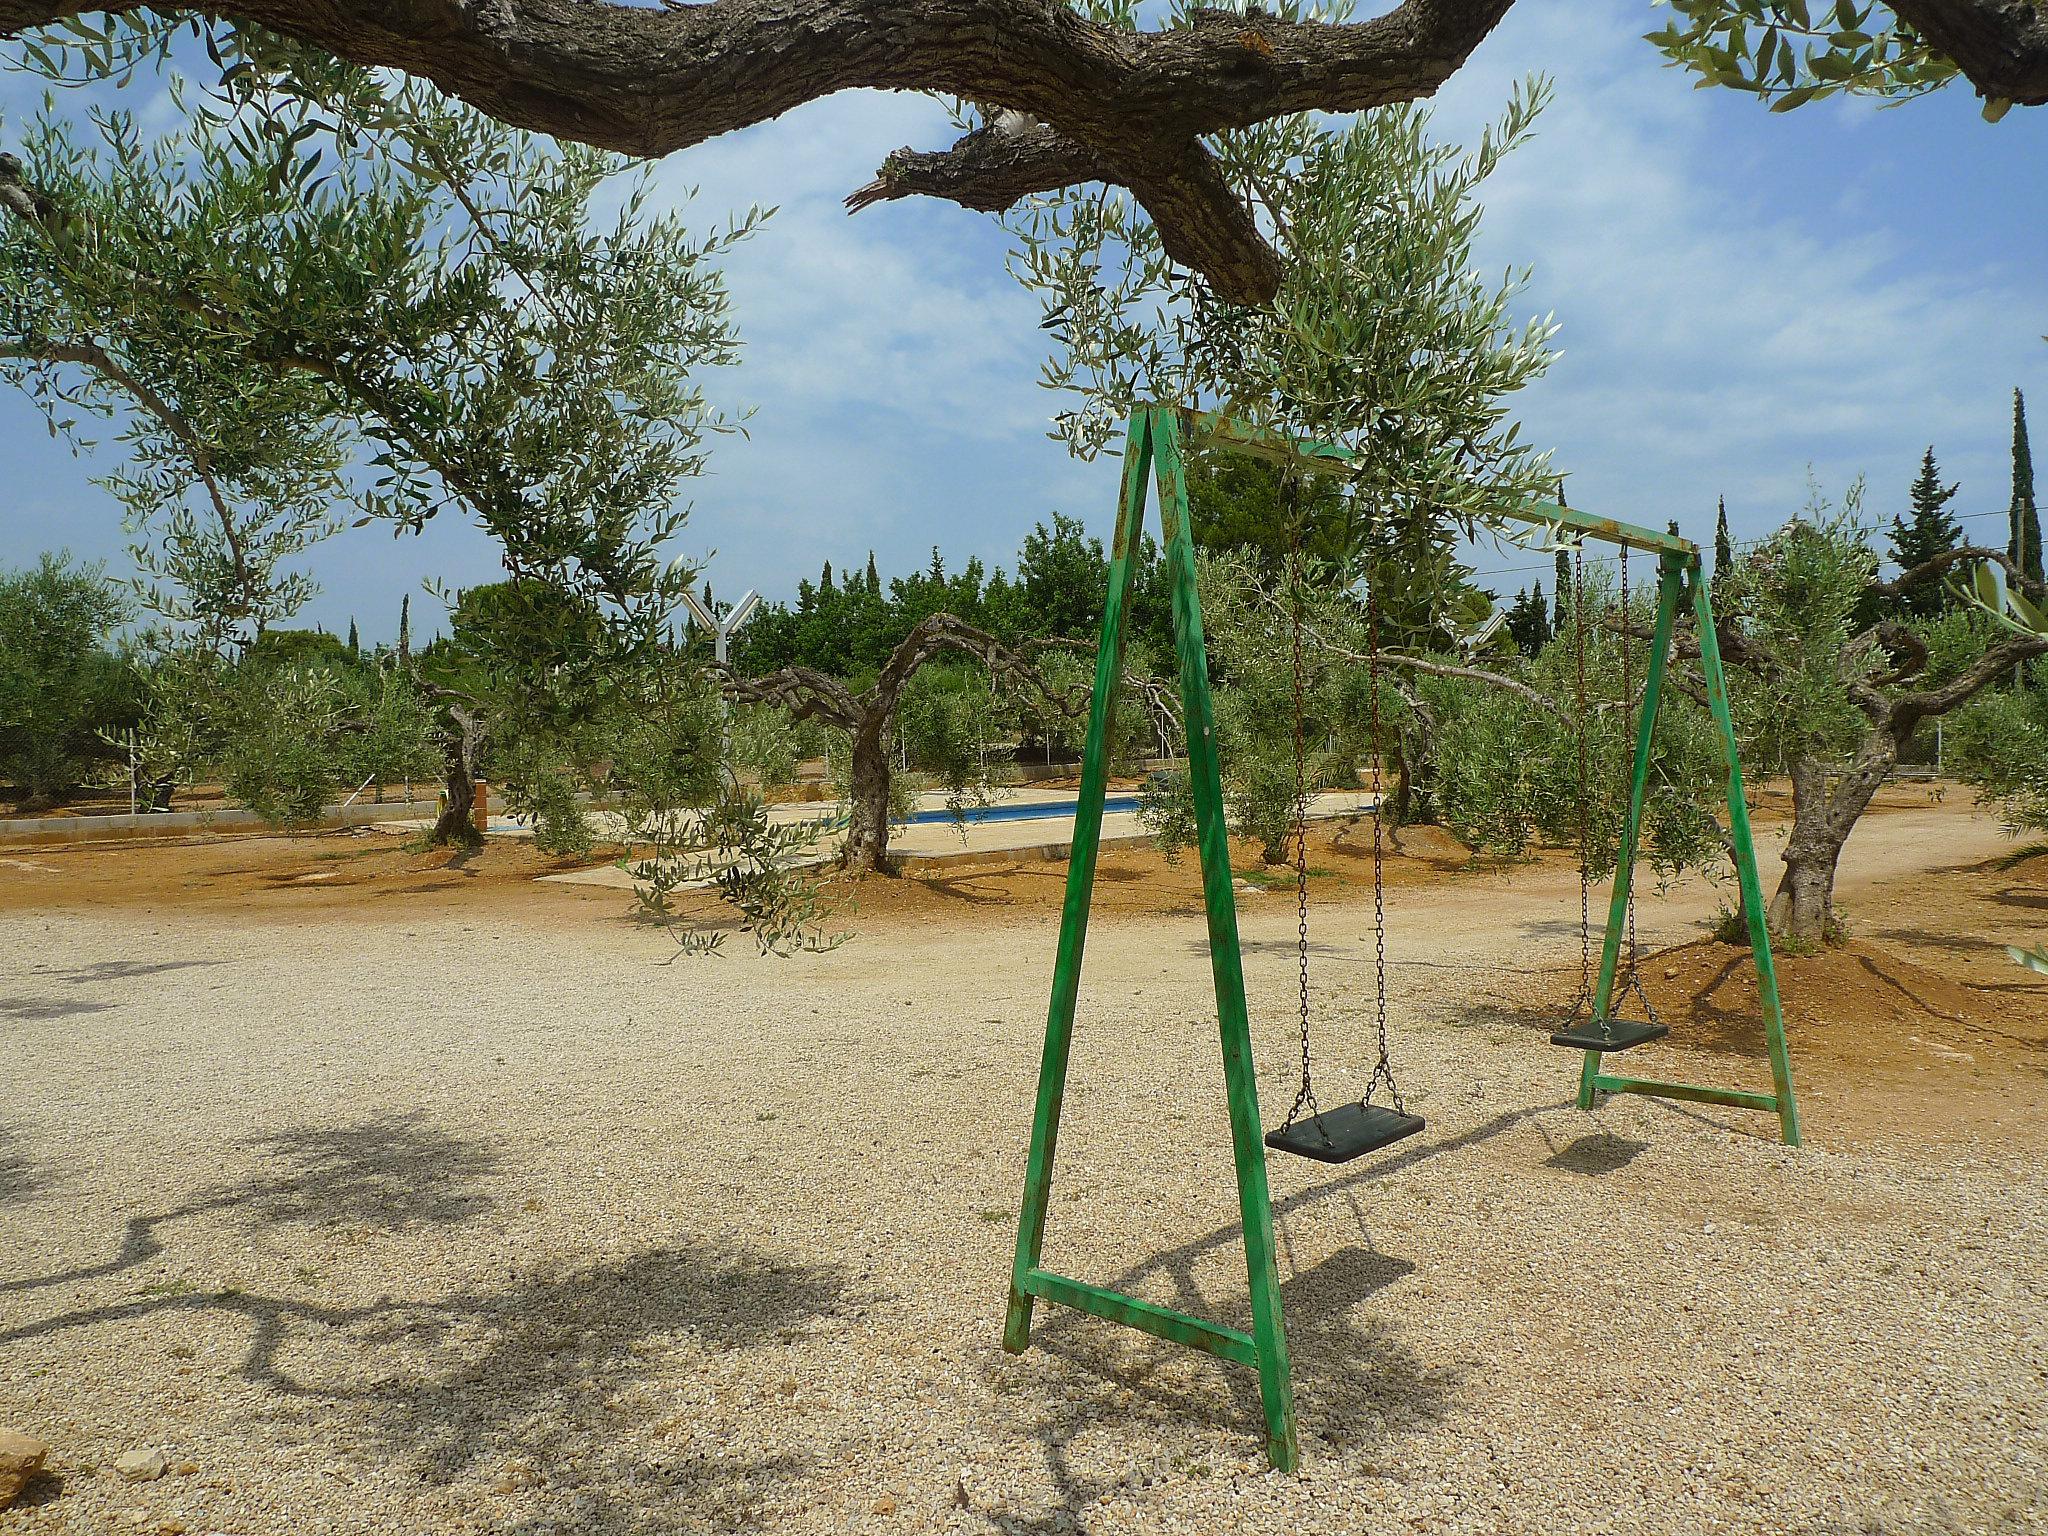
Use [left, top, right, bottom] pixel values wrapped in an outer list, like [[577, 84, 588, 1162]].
[[1004, 404, 1799, 1474]]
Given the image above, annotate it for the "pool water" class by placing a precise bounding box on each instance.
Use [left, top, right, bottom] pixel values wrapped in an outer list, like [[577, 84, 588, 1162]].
[[904, 794, 1142, 826]]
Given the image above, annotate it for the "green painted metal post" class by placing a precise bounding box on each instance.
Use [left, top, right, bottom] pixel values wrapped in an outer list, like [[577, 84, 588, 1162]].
[[1690, 567, 1803, 1147], [1149, 408, 1299, 1472], [1577, 555, 1686, 1109], [1176, 405, 1800, 1141], [1005, 413, 1156, 1352]]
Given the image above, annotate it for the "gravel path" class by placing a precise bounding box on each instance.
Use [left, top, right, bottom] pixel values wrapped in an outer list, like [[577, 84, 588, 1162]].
[[2, 806, 2044, 1535]]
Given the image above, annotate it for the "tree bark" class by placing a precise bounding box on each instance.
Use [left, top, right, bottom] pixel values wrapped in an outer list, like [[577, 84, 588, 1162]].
[[842, 720, 896, 875], [426, 705, 483, 849], [2, 3, 2044, 301], [1767, 732, 1898, 944]]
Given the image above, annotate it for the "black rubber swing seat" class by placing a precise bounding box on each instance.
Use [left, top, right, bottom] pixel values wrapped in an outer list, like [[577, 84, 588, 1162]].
[[1264, 1102, 1426, 1164], [1548, 1017, 1670, 1052]]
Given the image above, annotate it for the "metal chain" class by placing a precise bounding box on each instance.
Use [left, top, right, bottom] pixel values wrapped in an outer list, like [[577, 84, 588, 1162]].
[[1282, 531, 1319, 1131], [1615, 546, 1662, 1026], [1365, 589, 1403, 1114], [1568, 540, 1595, 1025]]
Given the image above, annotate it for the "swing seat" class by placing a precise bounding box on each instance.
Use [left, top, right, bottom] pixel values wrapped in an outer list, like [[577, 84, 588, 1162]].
[[1549, 1017, 1669, 1052], [1265, 1102, 1425, 1164]]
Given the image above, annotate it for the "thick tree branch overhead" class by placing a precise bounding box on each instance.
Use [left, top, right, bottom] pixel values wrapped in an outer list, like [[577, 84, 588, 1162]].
[[0, 0, 1521, 302], [0, 1, 2043, 301]]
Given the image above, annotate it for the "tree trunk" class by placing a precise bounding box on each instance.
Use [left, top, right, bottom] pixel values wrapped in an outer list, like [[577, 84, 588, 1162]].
[[426, 706, 484, 849], [842, 721, 896, 875], [1765, 739, 1895, 944]]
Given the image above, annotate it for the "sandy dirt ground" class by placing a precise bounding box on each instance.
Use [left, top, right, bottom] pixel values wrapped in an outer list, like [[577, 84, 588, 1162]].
[[1, 785, 2044, 1535]]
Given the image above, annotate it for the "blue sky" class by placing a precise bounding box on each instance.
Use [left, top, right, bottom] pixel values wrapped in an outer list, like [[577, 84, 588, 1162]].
[[3, 1, 2044, 641]]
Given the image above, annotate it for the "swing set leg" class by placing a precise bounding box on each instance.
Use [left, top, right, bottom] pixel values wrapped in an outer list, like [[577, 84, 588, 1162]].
[[1002, 407, 1299, 1471], [1577, 555, 1801, 1146]]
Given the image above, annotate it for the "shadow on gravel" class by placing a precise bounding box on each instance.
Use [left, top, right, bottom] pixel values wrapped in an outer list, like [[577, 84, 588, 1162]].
[[50, 958, 224, 984], [170, 1244, 849, 1525], [231, 1114, 501, 1228], [1, 1113, 847, 1531], [0, 1125, 42, 1205], [0, 995, 114, 1020], [1021, 1247, 1447, 1533], [1462, 981, 1773, 1059], [5, 1239, 843, 1532], [1002, 1104, 1572, 1528], [1542, 1132, 1649, 1176], [0, 1112, 499, 1297]]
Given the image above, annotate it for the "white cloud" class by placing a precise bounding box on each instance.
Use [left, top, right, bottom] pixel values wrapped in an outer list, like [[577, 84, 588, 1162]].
[[622, 91, 1105, 599], [1429, 4, 2048, 587], [6, 13, 2045, 634]]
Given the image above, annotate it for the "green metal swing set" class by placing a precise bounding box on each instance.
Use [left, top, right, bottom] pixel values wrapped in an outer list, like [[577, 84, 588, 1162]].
[[1002, 404, 1800, 1472]]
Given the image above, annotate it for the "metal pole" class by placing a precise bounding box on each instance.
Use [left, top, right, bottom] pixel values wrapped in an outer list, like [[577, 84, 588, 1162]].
[[1151, 405, 1298, 1472], [1578, 553, 1682, 1107], [1688, 563, 1802, 1146], [1006, 412, 1152, 1355]]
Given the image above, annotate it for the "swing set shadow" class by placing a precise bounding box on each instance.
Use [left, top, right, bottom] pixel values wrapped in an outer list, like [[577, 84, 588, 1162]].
[[1013, 1095, 1568, 1514], [1001, 405, 1801, 1473]]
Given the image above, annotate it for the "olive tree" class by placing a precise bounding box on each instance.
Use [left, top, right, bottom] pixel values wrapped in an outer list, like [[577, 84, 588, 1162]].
[[1170, 548, 1728, 877], [1006, 60, 1559, 539], [1694, 486, 2048, 942], [719, 614, 1084, 874], [0, 54, 762, 845], [0, 553, 136, 809]]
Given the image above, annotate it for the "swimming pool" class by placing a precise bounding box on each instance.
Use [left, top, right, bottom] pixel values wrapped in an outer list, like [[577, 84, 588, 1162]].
[[903, 795, 1142, 826]]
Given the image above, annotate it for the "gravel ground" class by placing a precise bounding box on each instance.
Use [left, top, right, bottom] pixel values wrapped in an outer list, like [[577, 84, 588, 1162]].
[[2, 812, 2044, 1536]]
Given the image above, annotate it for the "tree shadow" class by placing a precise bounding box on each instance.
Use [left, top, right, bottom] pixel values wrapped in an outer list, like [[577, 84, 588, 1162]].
[[0, 1125, 43, 1205], [49, 959, 223, 984], [0, 996, 114, 1020], [1, 1111, 848, 1531], [232, 1114, 501, 1228], [1463, 953, 1777, 1060], [903, 871, 1020, 907], [1, 1112, 500, 1296], [1215, 938, 1350, 958], [1865, 925, 2013, 960], [251, 1244, 848, 1505], [6, 1240, 843, 1532]]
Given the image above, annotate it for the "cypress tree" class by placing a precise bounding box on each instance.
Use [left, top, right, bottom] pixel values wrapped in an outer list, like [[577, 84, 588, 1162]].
[[820, 560, 834, 592], [1553, 548, 1569, 632], [1714, 497, 1733, 581], [866, 550, 880, 594], [2013, 388, 2043, 585], [397, 593, 411, 664], [1889, 447, 1963, 617], [346, 617, 359, 655]]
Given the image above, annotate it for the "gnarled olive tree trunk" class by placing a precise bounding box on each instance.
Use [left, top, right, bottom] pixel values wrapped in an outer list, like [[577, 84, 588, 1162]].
[[1767, 741, 1896, 944], [720, 613, 1080, 877], [1752, 623, 2047, 946], [426, 703, 485, 850], [841, 720, 897, 875]]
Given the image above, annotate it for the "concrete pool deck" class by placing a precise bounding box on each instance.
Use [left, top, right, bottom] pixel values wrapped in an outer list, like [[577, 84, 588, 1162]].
[[486, 786, 1380, 888]]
